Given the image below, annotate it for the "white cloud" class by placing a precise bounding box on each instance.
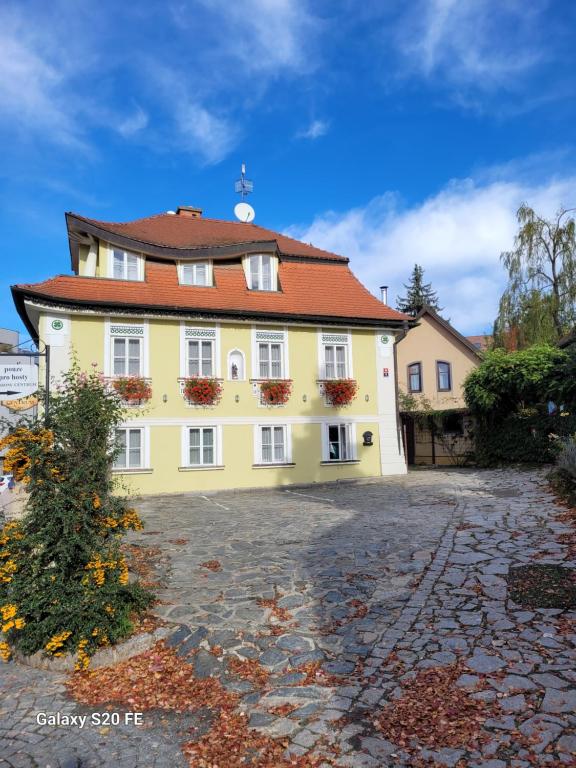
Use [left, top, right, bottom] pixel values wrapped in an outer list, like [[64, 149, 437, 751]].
[[286, 167, 576, 334], [395, 0, 546, 91], [175, 101, 239, 165], [297, 119, 330, 140], [116, 107, 149, 138]]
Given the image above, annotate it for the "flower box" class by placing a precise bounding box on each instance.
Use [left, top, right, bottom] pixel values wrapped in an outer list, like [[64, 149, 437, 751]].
[[260, 379, 292, 405], [183, 377, 223, 406], [112, 377, 152, 404], [323, 379, 357, 407]]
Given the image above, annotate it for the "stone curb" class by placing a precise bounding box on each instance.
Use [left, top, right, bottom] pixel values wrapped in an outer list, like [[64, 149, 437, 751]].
[[13, 626, 172, 672]]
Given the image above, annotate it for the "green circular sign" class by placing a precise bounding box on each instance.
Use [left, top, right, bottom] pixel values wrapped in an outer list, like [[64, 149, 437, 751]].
[[380, 335, 389, 344], [51, 319, 64, 331]]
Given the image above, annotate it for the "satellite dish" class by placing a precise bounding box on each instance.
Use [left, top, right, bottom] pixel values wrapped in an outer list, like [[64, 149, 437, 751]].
[[234, 202, 255, 223]]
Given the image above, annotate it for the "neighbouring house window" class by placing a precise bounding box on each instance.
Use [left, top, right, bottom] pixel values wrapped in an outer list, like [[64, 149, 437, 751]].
[[442, 413, 464, 436], [436, 361, 452, 392], [258, 342, 283, 378], [114, 428, 143, 469], [327, 424, 352, 461], [249, 254, 274, 291], [180, 262, 210, 286], [188, 427, 215, 466], [112, 249, 141, 280], [188, 340, 214, 377], [113, 337, 142, 376], [408, 362, 422, 393], [259, 426, 287, 464], [324, 345, 347, 379]]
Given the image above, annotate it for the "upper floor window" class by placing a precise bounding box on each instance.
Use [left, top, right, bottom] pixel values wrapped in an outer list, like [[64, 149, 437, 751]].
[[259, 342, 283, 378], [179, 261, 211, 286], [324, 345, 347, 379], [248, 254, 274, 291], [408, 362, 422, 393], [436, 361, 452, 392], [188, 340, 214, 377], [112, 248, 142, 281], [113, 337, 142, 377]]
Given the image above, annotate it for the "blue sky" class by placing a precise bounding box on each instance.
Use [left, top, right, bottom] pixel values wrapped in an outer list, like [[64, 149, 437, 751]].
[[1, 0, 576, 336]]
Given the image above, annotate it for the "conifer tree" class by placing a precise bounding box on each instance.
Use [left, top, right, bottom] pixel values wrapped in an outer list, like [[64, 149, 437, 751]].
[[396, 264, 442, 316]]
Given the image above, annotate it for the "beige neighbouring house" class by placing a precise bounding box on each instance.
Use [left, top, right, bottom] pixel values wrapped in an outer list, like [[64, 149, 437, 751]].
[[396, 306, 482, 465]]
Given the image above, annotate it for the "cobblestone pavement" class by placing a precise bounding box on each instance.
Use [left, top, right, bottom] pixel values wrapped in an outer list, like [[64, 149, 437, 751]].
[[1, 469, 575, 766]]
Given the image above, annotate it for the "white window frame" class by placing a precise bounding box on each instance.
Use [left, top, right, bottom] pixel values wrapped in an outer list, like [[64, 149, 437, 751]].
[[251, 328, 289, 379], [181, 425, 222, 467], [254, 424, 292, 465], [108, 246, 144, 281], [317, 330, 353, 379], [104, 319, 149, 378], [322, 423, 356, 462], [178, 261, 212, 287], [180, 324, 221, 379], [243, 254, 278, 292], [113, 426, 150, 470]]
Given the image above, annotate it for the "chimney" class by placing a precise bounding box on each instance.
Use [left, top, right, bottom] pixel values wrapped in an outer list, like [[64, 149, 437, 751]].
[[380, 285, 388, 304], [176, 206, 203, 218]]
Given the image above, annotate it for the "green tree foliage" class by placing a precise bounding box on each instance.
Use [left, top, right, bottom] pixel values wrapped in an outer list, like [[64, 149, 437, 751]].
[[549, 345, 576, 410], [494, 205, 576, 348], [463, 345, 567, 419], [0, 364, 152, 667], [396, 264, 442, 316]]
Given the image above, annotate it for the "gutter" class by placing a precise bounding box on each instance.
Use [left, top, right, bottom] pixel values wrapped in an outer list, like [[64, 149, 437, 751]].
[[393, 319, 411, 462]]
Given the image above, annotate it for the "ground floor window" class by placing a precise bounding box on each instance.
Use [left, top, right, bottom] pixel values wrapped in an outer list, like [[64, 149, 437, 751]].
[[324, 423, 354, 461], [114, 428, 144, 469], [256, 425, 289, 464], [187, 426, 216, 466]]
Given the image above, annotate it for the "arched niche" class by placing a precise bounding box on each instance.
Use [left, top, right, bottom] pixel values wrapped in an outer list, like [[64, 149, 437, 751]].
[[227, 349, 245, 381]]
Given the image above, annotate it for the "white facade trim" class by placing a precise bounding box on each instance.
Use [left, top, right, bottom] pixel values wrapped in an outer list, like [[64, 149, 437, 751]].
[[121, 414, 386, 427]]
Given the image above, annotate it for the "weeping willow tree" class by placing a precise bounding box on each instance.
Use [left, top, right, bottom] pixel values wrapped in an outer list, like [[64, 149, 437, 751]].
[[494, 205, 576, 349]]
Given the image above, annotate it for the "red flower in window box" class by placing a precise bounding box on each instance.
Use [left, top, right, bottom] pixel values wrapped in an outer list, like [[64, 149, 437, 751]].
[[184, 377, 223, 406], [324, 379, 357, 407], [112, 376, 152, 403], [260, 379, 292, 405]]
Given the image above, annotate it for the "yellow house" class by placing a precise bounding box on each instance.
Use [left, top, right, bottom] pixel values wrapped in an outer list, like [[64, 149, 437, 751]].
[[396, 306, 481, 465], [12, 207, 410, 494]]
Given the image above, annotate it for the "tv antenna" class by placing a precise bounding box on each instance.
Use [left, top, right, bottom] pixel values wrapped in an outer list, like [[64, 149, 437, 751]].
[[234, 163, 255, 222]]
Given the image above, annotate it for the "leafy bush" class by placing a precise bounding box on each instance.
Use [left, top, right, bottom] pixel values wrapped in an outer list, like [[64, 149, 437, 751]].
[[0, 364, 152, 667], [474, 414, 576, 467]]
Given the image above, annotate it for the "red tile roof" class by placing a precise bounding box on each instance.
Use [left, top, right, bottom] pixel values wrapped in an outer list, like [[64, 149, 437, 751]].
[[68, 212, 347, 262], [14, 260, 408, 325]]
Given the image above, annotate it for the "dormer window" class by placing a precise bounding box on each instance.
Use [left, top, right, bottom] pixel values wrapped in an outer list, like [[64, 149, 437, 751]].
[[179, 261, 212, 286], [111, 248, 143, 281], [248, 254, 276, 291]]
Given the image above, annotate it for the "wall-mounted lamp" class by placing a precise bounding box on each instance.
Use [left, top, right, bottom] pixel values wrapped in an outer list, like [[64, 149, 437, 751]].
[[302, 394, 307, 402], [235, 394, 240, 403], [163, 394, 168, 403], [364, 394, 370, 402], [362, 430, 374, 446]]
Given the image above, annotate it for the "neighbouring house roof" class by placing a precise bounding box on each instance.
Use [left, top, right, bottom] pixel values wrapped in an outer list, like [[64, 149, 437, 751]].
[[411, 307, 482, 358], [65, 212, 349, 268], [466, 334, 492, 351], [13, 217, 410, 339]]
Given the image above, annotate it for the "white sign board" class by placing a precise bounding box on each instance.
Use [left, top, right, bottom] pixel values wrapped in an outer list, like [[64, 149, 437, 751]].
[[0, 362, 39, 398]]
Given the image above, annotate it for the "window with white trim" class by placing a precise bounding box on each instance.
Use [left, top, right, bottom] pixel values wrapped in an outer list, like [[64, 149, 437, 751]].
[[325, 424, 354, 461], [187, 427, 216, 466], [113, 337, 142, 376], [258, 342, 283, 378], [324, 345, 347, 379], [179, 261, 211, 286], [257, 425, 288, 464], [114, 428, 143, 469], [112, 249, 142, 280], [248, 254, 275, 291], [188, 340, 214, 377]]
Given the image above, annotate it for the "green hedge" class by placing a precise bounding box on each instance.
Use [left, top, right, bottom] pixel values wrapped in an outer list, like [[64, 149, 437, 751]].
[[474, 413, 576, 467]]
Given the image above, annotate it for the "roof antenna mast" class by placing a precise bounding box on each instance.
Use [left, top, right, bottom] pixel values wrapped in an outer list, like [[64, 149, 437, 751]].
[[234, 163, 256, 223]]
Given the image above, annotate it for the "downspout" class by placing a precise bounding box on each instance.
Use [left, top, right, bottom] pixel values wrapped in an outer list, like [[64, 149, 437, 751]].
[[393, 319, 410, 461]]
